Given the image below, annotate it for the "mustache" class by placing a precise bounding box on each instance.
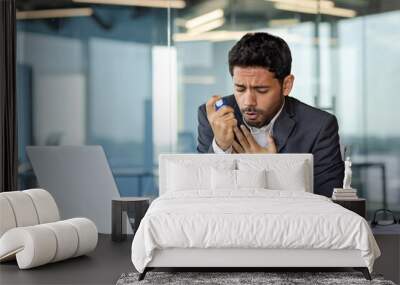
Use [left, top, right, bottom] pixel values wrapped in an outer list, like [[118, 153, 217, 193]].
[[241, 107, 263, 113]]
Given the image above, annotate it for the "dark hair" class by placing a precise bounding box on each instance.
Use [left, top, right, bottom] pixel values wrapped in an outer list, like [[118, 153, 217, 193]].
[[228, 32, 292, 82]]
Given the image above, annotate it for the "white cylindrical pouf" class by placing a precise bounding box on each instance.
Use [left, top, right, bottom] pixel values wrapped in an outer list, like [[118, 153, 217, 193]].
[[42, 221, 79, 262], [0, 226, 57, 269], [0, 196, 17, 237], [1, 192, 39, 227], [23, 189, 60, 224], [65, 218, 98, 257]]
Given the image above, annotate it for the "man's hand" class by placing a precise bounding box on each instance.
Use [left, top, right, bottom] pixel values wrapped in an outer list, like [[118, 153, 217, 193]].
[[232, 125, 277, 153], [206, 96, 237, 151]]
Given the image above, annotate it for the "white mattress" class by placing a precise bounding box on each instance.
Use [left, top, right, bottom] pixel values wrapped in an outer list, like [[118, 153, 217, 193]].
[[131, 190, 380, 273]]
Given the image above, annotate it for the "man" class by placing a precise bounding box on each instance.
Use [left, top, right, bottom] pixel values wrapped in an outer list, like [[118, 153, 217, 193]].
[[197, 32, 344, 197]]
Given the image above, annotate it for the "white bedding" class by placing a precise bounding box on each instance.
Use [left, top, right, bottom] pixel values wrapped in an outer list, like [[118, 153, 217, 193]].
[[131, 190, 380, 273]]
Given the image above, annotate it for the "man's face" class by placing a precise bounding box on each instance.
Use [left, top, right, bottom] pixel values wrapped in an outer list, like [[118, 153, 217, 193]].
[[233, 66, 288, 128]]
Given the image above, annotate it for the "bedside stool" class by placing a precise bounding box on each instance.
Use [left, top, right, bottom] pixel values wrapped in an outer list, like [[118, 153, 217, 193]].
[[331, 198, 366, 218], [112, 197, 151, 242]]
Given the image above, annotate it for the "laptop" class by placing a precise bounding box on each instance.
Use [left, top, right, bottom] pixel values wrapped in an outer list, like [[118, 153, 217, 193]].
[[26, 145, 122, 234]]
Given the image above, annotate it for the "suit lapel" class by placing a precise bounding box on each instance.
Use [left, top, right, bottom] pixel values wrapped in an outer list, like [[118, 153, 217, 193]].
[[273, 96, 296, 152]]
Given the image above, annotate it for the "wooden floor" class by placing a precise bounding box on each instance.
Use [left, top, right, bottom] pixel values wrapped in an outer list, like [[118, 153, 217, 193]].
[[0, 234, 361, 285], [1, 229, 398, 284], [0, 234, 134, 285]]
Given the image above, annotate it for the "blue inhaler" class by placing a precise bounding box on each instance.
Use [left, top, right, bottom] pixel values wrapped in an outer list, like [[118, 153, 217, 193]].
[[215, 98, 226, 111]]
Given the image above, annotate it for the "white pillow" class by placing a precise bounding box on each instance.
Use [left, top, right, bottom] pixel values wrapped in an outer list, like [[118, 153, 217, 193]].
[[167, 160, 235, 192], [236, 169, 267, 189], [210, 168, 236, 190], [266, 162, 307, 191], [210, 168, 267, 190], [237, 159, 308, 192]]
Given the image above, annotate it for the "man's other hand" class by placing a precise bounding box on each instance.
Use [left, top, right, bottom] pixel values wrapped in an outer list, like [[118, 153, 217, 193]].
[[232, 125, 277, 154], [206, 96, 237, 151]]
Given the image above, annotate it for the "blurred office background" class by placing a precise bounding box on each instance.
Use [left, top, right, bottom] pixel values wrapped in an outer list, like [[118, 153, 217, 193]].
[[16, 0, 400, 218]]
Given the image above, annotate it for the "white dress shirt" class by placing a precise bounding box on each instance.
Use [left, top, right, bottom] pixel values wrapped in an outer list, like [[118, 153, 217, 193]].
[[213, 100, 285, 154]]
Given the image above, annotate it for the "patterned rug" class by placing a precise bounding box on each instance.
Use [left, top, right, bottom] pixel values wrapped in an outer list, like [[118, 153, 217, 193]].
[[116, 271, 396, 285]]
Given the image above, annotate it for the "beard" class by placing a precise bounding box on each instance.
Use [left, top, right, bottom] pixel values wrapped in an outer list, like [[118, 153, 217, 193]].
[[240, 96, 285, 128], [240, 107, 266, 128]]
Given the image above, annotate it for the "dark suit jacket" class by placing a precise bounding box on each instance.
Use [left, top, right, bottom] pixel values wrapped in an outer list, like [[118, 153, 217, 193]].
[[197, 95, 344, 197]]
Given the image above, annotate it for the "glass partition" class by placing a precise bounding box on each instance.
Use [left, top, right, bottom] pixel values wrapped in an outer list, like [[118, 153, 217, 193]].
[[16, 3, 169, 196]]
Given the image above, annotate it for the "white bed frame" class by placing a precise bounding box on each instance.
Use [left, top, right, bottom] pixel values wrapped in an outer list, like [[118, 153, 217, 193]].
[[139, 154, 370, 280]]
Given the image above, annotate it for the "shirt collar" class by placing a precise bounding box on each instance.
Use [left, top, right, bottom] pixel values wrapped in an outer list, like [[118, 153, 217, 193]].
[[243, 99, 285, 134]]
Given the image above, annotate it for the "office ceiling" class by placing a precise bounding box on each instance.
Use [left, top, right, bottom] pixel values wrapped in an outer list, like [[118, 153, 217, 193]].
[[15, 0, 400, 31]]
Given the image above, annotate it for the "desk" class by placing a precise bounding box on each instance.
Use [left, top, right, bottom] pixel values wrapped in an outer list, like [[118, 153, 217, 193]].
[[372, 224, 400, 284]]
